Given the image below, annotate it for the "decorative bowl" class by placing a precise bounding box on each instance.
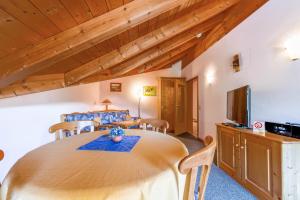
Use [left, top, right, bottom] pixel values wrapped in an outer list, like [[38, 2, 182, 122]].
[[112, 135, 123, 142], [110, 127, 125, 142]]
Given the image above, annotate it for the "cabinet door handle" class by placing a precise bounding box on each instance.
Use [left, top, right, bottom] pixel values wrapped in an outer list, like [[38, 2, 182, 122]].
[[235, 144, 239, 147], [240, 146, 244, 149]]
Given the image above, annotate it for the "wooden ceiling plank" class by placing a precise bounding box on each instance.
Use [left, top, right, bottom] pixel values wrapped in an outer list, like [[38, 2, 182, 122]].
[[0, 74, 65, 98], [84, 0, 109, 16], [60, 0, 93, 24], [123, 0, 134, 4], [30, 0, 78, 30], [78, 45, 190, 85], [0, 0, 60, 38], [110, 33, 198, 77], [0, 9, 42, 51], [35, 58, 81, 75], [0, 0, 188, 88], [65, 0, 237, 84], [106, 0, 124, 10], [182, 0, 269, 67]]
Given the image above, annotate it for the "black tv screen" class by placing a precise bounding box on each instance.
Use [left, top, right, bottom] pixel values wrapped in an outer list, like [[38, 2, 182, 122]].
[[227, 85, 251, 127]]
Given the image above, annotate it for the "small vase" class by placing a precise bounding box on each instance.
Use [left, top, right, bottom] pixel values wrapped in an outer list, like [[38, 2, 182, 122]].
[[112, 135, 123, 143]]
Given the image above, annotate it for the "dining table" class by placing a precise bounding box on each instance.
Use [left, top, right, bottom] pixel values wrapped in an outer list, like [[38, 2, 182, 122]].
[[1, 129, 189, 200]]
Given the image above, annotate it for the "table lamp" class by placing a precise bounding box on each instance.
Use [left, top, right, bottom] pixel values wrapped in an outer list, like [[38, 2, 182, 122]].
[[101, 99, 112, 111]]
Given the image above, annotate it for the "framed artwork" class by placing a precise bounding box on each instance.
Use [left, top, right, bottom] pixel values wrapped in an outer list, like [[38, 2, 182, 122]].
[[143, 86, 157, 96], [110, 83, 122, 92]]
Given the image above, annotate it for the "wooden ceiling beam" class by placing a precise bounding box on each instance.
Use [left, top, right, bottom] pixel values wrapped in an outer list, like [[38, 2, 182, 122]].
[[0, 0, 190, 88], [0, 74, 65, 99], [64, 0, 239, 85], [182, 0, 269, 67], [78, 36, 196, 85]]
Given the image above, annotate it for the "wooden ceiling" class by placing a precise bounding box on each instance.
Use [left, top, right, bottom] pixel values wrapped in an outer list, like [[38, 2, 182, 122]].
[[0, 0, 268, 99]]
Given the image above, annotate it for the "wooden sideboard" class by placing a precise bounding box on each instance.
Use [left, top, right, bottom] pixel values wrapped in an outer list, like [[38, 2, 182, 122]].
[[216, 124, 300, 200]]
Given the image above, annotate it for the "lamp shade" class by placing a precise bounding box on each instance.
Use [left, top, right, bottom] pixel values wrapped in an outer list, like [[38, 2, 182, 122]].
[[101, 99, 112, 105]]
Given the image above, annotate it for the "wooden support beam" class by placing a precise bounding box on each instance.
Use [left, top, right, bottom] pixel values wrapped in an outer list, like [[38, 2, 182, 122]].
[[182, 0, 269, 67], [65, 0, 239, 85], [78, 37, 196, 85], [0, 74, 65, 99], [0, 0, 190, 88], [110, 34, 198, 77]]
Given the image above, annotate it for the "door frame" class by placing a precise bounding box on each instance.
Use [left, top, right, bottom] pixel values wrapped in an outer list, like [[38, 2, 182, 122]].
[[186, 76, 199, 138]]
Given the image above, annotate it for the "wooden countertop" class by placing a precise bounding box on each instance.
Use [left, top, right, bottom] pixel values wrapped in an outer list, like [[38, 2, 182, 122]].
[[216, 123, 300, 144]]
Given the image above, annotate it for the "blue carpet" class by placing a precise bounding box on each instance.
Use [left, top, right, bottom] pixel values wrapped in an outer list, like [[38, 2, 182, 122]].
[[195, 165, 257, 200]]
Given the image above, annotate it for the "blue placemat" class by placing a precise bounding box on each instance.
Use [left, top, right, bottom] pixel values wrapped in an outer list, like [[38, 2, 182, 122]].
[[78, 135, 141, 152]]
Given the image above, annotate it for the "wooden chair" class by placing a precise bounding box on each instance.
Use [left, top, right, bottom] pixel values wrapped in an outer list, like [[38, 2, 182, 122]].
[[140, 119, 169, 134], [49, 122, 78, 141], [74, 120, 101, 133], [179, 136, 216, 200]]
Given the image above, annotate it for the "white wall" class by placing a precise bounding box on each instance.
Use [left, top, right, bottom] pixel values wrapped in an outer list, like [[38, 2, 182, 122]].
[[0, 83, 99, 181], [98, 66, 181, 118], [182, 0, 300, 139]]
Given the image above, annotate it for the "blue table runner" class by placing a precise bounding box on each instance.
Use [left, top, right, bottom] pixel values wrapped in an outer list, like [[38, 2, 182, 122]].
[[78, 135, 140, 152]]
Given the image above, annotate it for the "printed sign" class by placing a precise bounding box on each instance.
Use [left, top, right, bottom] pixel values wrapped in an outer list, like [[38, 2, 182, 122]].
[[143, 86, 157, 96], [253, 121, 265, 135]]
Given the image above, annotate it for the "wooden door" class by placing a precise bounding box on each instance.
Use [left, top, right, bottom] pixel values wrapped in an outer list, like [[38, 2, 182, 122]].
[[174, 79, 186, 135], [161, 78, 176, 132], [186, 80, 193, 135], [241, 133, 273, 199], [217, 127, 241, 180]]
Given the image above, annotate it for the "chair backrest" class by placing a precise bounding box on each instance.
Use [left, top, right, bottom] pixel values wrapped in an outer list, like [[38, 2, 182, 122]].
[[49, 122, 78, 141], [74, 120, 100, 133], [140, 119, 169, 134], [178, 136, 216, 200]]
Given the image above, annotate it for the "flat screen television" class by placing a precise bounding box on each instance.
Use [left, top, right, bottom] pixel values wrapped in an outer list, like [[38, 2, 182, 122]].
[[227, 85, 251, 127]]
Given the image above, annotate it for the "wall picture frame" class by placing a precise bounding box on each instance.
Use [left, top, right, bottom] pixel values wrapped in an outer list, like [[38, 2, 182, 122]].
[[143, 86, 157, 96], [110, 83, 122, 92]]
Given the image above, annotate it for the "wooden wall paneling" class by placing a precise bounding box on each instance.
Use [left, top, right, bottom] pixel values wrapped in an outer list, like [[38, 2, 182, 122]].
[[0, 0, 188, 88], [84, 0, 109, 16], [30, 0, 78, 30], [60, 0, 93, 24], [0, 0, 60, 38], [65, 0, 236, 84], [0, 9, 42, 51]]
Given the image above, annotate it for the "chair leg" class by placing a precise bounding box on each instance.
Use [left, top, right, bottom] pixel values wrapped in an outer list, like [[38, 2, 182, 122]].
[[198, 165, 212, 200], [187, 167, 197, 200]]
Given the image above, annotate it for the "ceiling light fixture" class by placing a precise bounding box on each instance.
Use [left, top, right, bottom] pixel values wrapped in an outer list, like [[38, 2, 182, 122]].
[[196, 33, 203, 38]]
